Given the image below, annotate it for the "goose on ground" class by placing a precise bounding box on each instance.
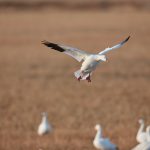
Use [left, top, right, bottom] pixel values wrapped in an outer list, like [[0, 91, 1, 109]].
[[146, 126, 150, 142], [37, 112, 52, 136], [42, 36, 130, 82], [132, 142, 150, 150], [93, 124, 118, 150], [136, 119, 148, 144], [132, 126, 150, 150]]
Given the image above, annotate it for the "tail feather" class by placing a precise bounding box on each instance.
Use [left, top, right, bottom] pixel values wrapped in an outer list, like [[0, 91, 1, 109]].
[[74, 70, 81, 79], [74, 70, 90, 80]]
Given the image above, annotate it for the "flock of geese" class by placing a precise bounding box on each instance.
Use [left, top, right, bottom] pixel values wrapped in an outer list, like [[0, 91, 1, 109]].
[[38, 113, 150, 150]]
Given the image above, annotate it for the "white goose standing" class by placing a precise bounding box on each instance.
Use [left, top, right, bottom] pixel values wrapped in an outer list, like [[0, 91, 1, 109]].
[[132, 143, 150, 150], [136, 119, 148, 143], [132, 121, 150, 150], [42, 36, 130, 82], [132, 126, 150, 150], [93, 124, 118, 150], [146, 126, 150, 142], [38, 112, 52, 136]]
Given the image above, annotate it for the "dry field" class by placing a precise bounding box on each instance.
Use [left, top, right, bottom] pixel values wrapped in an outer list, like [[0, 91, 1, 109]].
[[0, 7, 150, 150]]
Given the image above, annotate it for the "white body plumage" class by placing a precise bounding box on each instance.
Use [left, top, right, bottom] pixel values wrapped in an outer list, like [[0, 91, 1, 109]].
[[78, 55, 106, 79], [93, 124, 118, 150], [136, 119, 148, 144], [132, 143, 150, 150], [38, 112, 52, 136]]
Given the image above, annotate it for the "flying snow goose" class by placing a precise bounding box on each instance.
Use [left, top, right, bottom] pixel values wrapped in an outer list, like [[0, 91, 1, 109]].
[[38, 112, 52, 136], [93, 124, 118, 150], [136, 119, 148, 144], [42, 36, 130, 82]]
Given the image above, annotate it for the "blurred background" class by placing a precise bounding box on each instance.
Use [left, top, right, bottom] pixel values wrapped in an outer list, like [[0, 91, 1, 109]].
[[0, 0, 150, 150]]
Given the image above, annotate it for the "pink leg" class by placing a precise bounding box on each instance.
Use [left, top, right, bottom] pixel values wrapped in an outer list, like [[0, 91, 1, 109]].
[[77, 76, 82, 82], [77, 71, 84, 82], [86, 74, 91, 82]]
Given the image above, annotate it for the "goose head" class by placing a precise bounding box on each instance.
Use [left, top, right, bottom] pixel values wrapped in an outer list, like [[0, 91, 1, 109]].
[[42, 112, 48, 117], [95, 124, 101, 131], [95, 55, 107, 62], [138, 118, 144, 124]]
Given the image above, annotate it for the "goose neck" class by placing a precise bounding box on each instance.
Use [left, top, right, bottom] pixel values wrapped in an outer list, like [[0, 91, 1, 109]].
[[138, 122, 145, 133], [95, 128, 102, 140], [42, 116, 48, 123]]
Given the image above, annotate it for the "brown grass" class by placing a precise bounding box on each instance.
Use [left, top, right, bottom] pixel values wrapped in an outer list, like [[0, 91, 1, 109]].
[[0, 8, 150, 150]]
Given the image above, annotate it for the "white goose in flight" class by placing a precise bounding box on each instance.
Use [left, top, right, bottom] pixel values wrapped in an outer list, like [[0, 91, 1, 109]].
[[38, 112, 52, 136], [42, 36, 130, 82], [93, 124, 118, 150], [136, 119, 148, 144]]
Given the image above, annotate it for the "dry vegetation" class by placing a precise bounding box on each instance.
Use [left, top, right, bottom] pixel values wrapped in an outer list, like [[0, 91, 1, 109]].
[[0, 0, 150, 11], [0, 4, 150, 150]]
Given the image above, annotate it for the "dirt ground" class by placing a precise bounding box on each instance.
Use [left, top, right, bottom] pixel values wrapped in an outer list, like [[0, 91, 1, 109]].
[[0, 8, 150, 150]]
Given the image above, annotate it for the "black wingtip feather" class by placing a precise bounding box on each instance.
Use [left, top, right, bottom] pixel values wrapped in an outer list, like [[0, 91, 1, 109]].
[[125, 36, 130, 41], [121, 36, 130, 45], [42, 41, 65, 52]]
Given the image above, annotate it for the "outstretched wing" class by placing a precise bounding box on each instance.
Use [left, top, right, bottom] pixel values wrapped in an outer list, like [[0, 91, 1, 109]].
[[99, 36, 130, 55], [42, 41, 90, 62]]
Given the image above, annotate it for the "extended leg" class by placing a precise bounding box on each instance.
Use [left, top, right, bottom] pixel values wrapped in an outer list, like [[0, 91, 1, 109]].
[[77, 76, 82, 82], [86, 74, 91, 82], [77, 71, 84, 82]]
